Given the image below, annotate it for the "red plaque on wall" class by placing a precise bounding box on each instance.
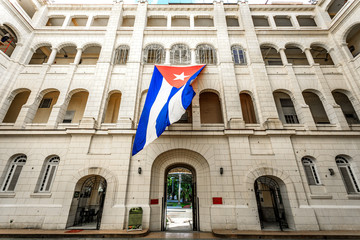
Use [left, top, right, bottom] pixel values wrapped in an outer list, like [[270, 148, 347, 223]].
[[213, 197, 223, 204], [150, 199, 159, 205]]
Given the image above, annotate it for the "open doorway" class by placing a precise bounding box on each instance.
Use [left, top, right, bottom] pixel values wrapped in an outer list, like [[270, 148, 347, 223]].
[[255, 176, 289, 231], [66, 175, 106, 230], [162, 166, 198, 231]]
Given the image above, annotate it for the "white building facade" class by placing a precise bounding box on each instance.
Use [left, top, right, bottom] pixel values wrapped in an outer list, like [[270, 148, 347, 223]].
[[0, 0, 360, 231]]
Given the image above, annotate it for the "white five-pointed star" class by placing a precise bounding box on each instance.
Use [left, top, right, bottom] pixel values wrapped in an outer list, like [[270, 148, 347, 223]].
[[173, 72, 189, 81]]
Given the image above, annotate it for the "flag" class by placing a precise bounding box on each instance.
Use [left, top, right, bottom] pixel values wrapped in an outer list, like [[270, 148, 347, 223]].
[[132, 65, 206, 156]]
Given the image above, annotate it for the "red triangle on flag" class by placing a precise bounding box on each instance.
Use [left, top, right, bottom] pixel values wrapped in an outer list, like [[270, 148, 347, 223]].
[[156, 65, 205, 88]]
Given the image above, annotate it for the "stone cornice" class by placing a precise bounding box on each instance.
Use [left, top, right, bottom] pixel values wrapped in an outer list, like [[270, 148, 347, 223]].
[[249, 4, 316, 12]]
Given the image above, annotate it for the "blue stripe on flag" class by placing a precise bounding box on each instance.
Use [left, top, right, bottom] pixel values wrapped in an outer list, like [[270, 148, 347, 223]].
[[132, 66, 163, 156]]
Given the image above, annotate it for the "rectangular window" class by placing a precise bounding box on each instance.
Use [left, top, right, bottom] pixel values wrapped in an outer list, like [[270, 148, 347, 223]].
[[147, 17, 167, 27], [194, 17, 214, 27], [226, 17, 239, 27], [252, 16, 270, 27], [121, 16, 135, 27], [274, 16, 292, 27], [297, 16, 317, 27], [172, 17, 190, 27], [46, 17, 65, 26], [39, 98, 52, 108], [69, 16, 88, 26]]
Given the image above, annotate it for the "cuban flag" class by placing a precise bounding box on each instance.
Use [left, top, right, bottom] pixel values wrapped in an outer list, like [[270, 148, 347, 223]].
[[132, 65, 206, 156]]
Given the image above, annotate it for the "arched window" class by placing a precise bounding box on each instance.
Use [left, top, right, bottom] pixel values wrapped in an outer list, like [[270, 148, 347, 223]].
[[231, 45, 246, 65], [62, 91, 89, 123], [143, 44, 165, 64], [170, 44, 190, 65], [38, 156, 60, 192], [29, 45, 52, 64], [285, 45, 309, 65], [273, 91, 299, 124], [196, 44, 217, 65], [332, 91, 360, 124], [81, 45, 101, 65], [200, 92, 223, 124], [336, 156, 360, 194], [327, 0, 347, 19], [310, 45, 334, 65], [54, 45, 76, 65], [302, 91, 330, 124], [114, 45, 129, 64], [32, 90, 60, 123], [261, 45, 282, 65], [1, 155, 26, 192], [2, 90, 31, 123], [103, 92, 121, 123], [240, 93, 257, 124], [0, 25, 18, 58], [302, 157, 320, 185], [346, 24, 360, 58]]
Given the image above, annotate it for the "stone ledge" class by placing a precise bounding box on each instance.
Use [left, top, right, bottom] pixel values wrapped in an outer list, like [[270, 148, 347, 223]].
[[347, 194, 360, 200], [310, 194, 333, 199], [30, 193, 52, 198], [0, 192, 16, 198]]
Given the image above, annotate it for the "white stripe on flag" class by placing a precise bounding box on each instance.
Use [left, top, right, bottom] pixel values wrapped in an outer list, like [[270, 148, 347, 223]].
[[168, 85, 186, 124], [145, 78, 173, 148]]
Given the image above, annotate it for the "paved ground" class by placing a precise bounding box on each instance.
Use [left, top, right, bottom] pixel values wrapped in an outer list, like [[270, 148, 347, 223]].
[[1, 229, 360, 239]]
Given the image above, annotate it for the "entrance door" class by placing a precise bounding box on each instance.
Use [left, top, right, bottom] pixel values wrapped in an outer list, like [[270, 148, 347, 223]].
[[66, 175, 107, 230], [254, 176, 288, 231], [162, 166, 198, 231]]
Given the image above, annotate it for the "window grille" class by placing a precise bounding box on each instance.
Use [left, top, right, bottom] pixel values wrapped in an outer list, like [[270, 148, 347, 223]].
[[1, 155, 26, 192], [114, 45, 129, 64], [39, 98, 52, 108], [302, 157, 320, 185], [170, 44, 190, 65], [39, 156, 60, 192], [336, 156, 360, 193], [196, 44, 217, 65], [231, 45, 246, 65], [143, 44, 165, 64]]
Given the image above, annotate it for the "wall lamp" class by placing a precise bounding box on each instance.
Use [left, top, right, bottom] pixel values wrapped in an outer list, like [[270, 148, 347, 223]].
[[329, 168, 335, 176], [138, 167, 142, 174], [220, 167, 224, 175]]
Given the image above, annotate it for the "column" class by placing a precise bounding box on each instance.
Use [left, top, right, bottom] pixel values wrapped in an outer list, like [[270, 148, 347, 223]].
[[268, 15, 276, 29], [165, 48, 170, 65], [279, 48, 288, 65], [62, 15, 71, 28], [304, 48, 315, 65], [47, 48, 58, 65], [74, 48, 83, 65], [341, 42, 354, 61], [86, 15, 94, 29], [190, 15, 194, 29], [191, 48, 196, 65], [167, 15, 171, 29], [213, 0, 244, 128], [291, 15, 300, 29]]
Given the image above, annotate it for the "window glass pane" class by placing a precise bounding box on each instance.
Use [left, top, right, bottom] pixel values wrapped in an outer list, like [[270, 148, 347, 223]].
[[339, 166, 356, 193], [7, 165, 23, 191]]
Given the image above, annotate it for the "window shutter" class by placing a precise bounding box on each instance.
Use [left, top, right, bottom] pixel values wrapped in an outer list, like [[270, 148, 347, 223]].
[[304, 165, 316, 185], [339, 166, 356, 193], [7, 165, 23, 191], [45, 166, 57, 191]]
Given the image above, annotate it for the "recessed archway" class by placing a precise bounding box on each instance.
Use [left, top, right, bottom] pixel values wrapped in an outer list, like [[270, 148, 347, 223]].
[[149, 149, 211, 232]]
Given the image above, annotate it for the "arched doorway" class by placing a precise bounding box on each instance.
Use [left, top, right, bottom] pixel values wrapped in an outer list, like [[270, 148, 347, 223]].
[[254, 176, 289, 231], [66, 175, 106, 230], [162, 165, 198, 231]]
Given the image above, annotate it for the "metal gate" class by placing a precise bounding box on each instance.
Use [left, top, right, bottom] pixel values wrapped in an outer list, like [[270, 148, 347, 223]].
[[254, 176, 288, 231]]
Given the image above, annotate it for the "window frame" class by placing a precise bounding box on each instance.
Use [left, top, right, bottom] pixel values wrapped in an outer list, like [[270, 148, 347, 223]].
[[231, 45, 247, 65], [336, 156, 360, 194], [38, 156, 60, 192], [170, 44, 191, 65], [301, 157, 321, 185], [196, 44, 217, 65], [143, 44, 165, 64], [114, 45, 130, 65], [1, 155, 27, 192]]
